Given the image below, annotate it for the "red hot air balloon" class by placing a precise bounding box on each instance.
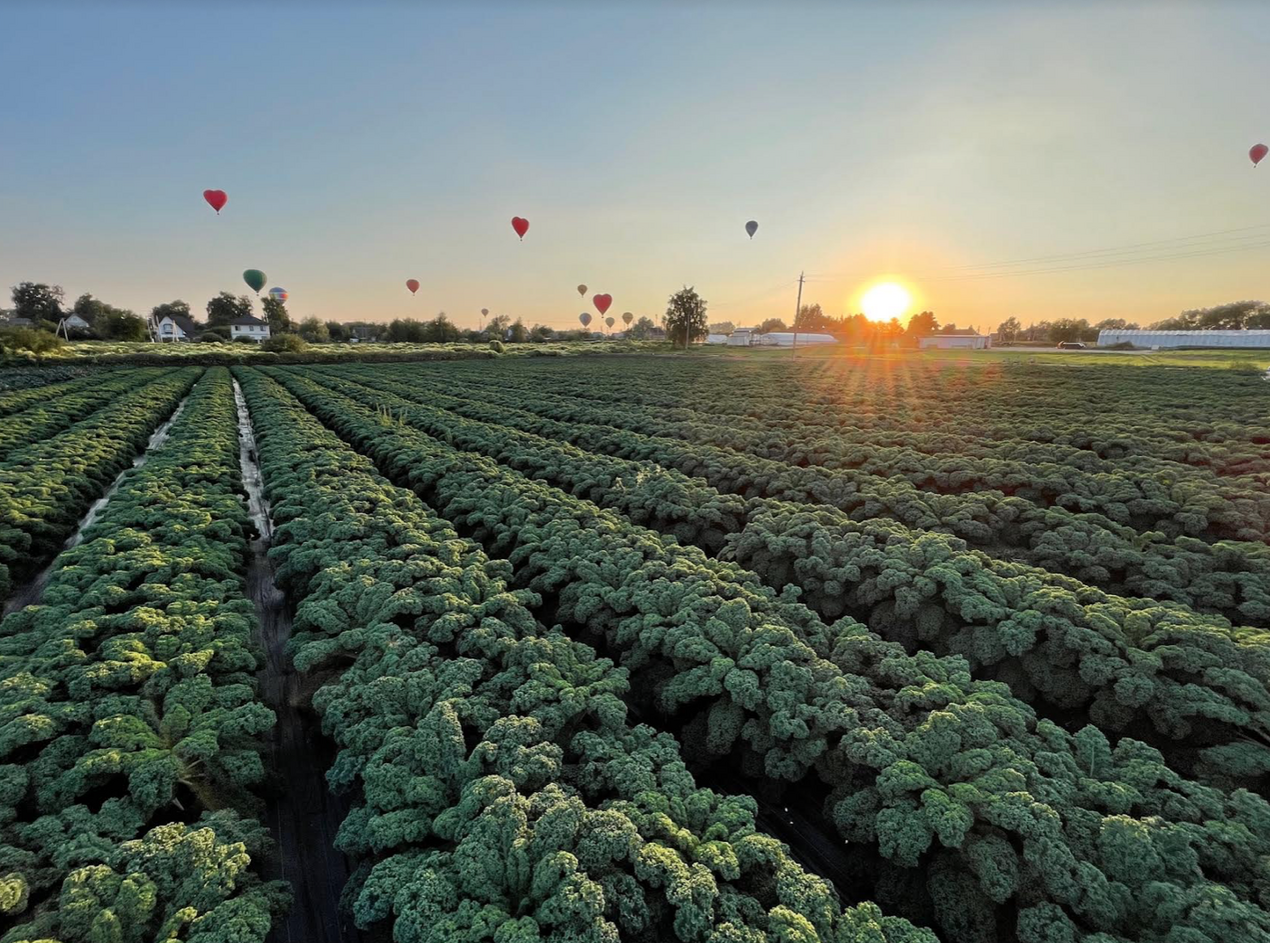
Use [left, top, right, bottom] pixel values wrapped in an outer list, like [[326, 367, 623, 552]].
[[593, 293, 612, 315], [511, 217, 530, 240], [406, 279, 420, 294], [1252, 144, 1268, 167], [203, 189, 228, 214]]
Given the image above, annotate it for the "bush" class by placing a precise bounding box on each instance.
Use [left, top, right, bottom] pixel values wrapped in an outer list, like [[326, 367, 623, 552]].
[[233, 336, 259, 345], [197, 333, 227, 343], [261, 334, 307, 353], [0, 327, 65, 355], [489, 339, 505, 353]]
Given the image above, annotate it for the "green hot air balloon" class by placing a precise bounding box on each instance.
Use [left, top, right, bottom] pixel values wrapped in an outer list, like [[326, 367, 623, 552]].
[[243, 269, 267, 295]]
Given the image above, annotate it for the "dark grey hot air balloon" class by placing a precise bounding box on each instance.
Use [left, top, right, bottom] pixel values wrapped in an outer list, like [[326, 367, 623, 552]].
[[745, 220, 758, 239]]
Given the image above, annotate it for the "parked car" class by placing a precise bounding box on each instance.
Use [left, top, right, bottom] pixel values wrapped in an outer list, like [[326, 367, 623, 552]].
[[1056, 341, 1087, 349]]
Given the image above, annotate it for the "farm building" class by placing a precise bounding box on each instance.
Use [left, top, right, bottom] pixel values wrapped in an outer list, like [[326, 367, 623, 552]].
[[705, 333, 730, 345], [230, 315, 271, 342], [728, 329, 755, 346], [919, 332, 991, 349], [1097, 329, 1270, 349], [757, 332, 838, 346]]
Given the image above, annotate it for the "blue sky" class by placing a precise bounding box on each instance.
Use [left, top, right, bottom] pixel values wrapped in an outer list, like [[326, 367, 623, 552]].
[[3, 1, 1270, 331]]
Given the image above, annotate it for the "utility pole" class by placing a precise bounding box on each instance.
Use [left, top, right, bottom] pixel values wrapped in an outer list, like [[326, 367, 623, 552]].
[[791, 271, 804, 355]]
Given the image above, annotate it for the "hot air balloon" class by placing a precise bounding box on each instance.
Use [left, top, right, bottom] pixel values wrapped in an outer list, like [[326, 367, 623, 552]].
[[1252, 144, 1268, 167], [579, 313, 592, 329], [481, 308, 489, 316], [622, 312, 633, 327], [511, 217, 529, 240], [592, 293, 612, 315], [203, 189, 228, 214], [268, 287, 288, 303], [406, 279, 420, 294], [745, 220, 758, 239], [243, 269, 267, 294], [577, 284, 587, 296], [605, 317, 615, 331]]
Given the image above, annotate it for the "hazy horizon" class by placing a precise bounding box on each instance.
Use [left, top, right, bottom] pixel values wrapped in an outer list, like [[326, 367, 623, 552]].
[[4, 0, 1269, 332]]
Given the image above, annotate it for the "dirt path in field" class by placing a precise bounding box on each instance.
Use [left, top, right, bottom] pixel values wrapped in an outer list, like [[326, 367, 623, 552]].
[[233, 379, 362, 943], [2, 394, 189, 617]]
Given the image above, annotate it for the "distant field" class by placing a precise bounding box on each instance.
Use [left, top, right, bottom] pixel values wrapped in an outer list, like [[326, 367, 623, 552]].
[[7, 338, 1266, 372], [692, 342, 1270, 369], [23, 338, 660, 362], [1, 352, 1268, 943]]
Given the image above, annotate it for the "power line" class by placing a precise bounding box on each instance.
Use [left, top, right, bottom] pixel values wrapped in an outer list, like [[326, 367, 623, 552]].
[[925, 236, 1270, 281], [712, 278, 799, 309], [799, 227, 1270, 283], [944, 222, 1270, 270]]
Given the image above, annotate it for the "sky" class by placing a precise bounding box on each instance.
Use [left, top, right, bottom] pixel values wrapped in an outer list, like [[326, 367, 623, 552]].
[[3, 0, 1270, 333]]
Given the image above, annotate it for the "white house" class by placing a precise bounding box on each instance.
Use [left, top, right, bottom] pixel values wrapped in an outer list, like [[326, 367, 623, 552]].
[[156, 315, 199, 342], [230, 315, 271, 342], [919, 332, 991, 349]]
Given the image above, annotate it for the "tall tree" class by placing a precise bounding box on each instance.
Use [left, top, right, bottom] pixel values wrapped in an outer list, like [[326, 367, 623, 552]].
[[905, 311, 939, 337], [708, 320, 736, 334], [71, 293, 106, 325], [72, 293, 139, 336], [757, 318, 787, 334], [663, 286, 708, 349], [422, 313, 461, 343], [260, 295, 292, 333], [11, 282, 65, 324], [297, 317, 330, 342], [1048, 318, 1096, 342], [629, 316, 656, 340], [486, 314, 511, 337], [838, 313, 872, 344], [507, 318, 528, 343], [151, 300, 192, 324], [996, 317, 1021, 344], [793, 303, 828, 332], [1153, 300, 1270, 330], [206, 292, 254, 327], [97, 310, 149, 341], [325, 320, 349, 342], [386, 318, 427, 343]]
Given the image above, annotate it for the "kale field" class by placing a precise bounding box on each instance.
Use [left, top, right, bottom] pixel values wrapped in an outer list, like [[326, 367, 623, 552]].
[[0, 354, 1267, 943]]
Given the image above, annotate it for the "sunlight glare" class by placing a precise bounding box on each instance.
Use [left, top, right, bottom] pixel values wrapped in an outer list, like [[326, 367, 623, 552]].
[[860, 282, 911, 323]]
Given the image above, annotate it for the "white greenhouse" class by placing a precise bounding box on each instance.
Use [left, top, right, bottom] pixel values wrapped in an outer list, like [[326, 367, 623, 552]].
[[1098, 329, 1270, 349], [756, 332, 838, 347], [918, 334, 990, 350]]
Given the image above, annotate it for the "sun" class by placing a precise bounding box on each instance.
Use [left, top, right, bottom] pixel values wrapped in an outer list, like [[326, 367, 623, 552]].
[[860, 282, 911, 323]]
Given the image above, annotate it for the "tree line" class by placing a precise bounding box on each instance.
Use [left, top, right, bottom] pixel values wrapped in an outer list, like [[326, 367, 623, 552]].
[[709, 300, 1270, 347], [995, 301, 1270, 344], [4, 281, 710, 348]]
